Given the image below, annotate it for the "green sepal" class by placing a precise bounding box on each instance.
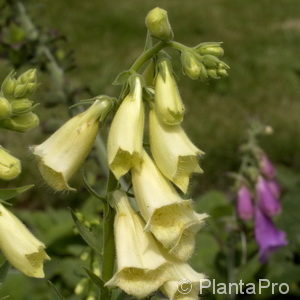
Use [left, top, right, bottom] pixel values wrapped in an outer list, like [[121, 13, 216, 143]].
[[0, 184, 34, 202]]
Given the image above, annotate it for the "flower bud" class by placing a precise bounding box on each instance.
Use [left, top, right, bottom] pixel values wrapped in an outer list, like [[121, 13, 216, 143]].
[[106, 191, 172, 298], [217, 68, 228, 77], [254, 205, 287, 263], [145, 7, 173, 41], [11, 99, 33, 114], [180, 50, 203, 80], [195, 42, 224, 57], [17, 69, 37, 84], [207, 69, 219, 79], [0, 147, 21, 180], [256, 176, 281, 217], [132, 150, 207, 261], [0, 204, 50, 277], [149, 109, 204, 193], [107, 75, 144, 179], [201, 54, 221, 68], [0, 97, 12, 119], [267, 179, 281, 199], [155, 59, 185, 125], [0, 112, 39, 132], [13, 83, 37, 98], [1, 73, 17, 99], [31, 99, 112, 191], [236, 185, 254, 220]]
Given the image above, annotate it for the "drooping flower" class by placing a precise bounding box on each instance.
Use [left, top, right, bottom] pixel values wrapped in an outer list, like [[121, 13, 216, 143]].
[[107, 75, 144, 179], [31, 98, 112, 191], [161, 261, 205, 300], [256, 176, 281, 216], [149, 109, 204, 193], [0, 146, 21, 180], [131, 150, 207, 261], [0, 204, 49, 278], [254, 205, 287, 263], [259, 153, 276, 179], [236, 185, 254, 220], [105, 190, 171, 298], [154, 58, 185, 125]]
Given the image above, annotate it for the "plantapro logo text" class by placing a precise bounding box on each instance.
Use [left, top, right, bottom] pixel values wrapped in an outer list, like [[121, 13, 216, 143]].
[[177, 278, 289, 295]]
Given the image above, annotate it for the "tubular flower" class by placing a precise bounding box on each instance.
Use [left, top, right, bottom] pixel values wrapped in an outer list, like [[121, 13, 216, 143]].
[[105, 191, 171, 298], [132, 151, 207, 261], [161, 262, 206, 300], [0, 146, 21, 181], [256, 176, 281, 217], [254, 205, 287, 263], [149, 109, 204, 193], [155, 59, 185, 125], [31, 99, 112, 191], [236, 185, 254, 220], [0, 204, 49, 278], [107, 75, 144, 179]]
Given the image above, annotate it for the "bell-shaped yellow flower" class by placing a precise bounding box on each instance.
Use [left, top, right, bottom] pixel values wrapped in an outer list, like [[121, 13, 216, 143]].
[[0, 204, 49, 278], [155, 58, 185, 125], [107, 75, 144, 179], [105, 190, 171, 298], [149, 109, 204, 193], [32, 99, 112, 191], [132, 151, 207, 261], [0, 146, 21, 180], [161, 262, 206, 300]]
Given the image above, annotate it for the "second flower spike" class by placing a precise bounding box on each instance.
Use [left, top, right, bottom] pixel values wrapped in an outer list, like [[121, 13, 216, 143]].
[[32, 98, 112, 191], [107, 75, 145, 179], [149, 109, 204, 193]]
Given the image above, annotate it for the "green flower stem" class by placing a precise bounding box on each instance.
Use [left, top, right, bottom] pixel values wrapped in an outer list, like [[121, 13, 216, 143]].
[[168, 40, 190, 52], [100, 172, 118, 300], [129, 41, 167, 72]]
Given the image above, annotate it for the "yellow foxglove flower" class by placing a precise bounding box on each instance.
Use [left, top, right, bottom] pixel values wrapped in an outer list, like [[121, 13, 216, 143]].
[[132, 151, 207, 261], [107, 76, 144, 179], [155, 59, 185, 125], [161, 262, 206, 300], [32, 99, 112, 191], [105, 190, 171, 298], [0, 147, 21, 180], [0, 204, 49, 278], [149, 109, 204, 193]]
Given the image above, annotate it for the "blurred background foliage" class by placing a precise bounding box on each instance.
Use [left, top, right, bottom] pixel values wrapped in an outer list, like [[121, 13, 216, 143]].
[[0, 0, 300, 299]]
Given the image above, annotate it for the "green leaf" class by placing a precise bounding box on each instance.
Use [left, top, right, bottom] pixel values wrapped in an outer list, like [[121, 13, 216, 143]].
[[70, 210, 102, 256], [84, 268, 104, 289], [0, 261, 9, 284], [0, 185, 34, 202], [47, 280, 64, 300]]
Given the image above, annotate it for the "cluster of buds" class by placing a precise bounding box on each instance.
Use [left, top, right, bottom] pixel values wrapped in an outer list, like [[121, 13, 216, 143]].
[[0, 69, 39, 132], [180, 42, 229, 81], [235, 126, 287, 263], [0, 203, 50, 277]]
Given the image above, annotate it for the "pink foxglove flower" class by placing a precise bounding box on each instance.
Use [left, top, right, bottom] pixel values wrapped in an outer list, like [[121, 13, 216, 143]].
[[254, 206, 287, 263], [256, 176, 281, 216], [236, 185, 254, 220], [259, 153, 276, 179]]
